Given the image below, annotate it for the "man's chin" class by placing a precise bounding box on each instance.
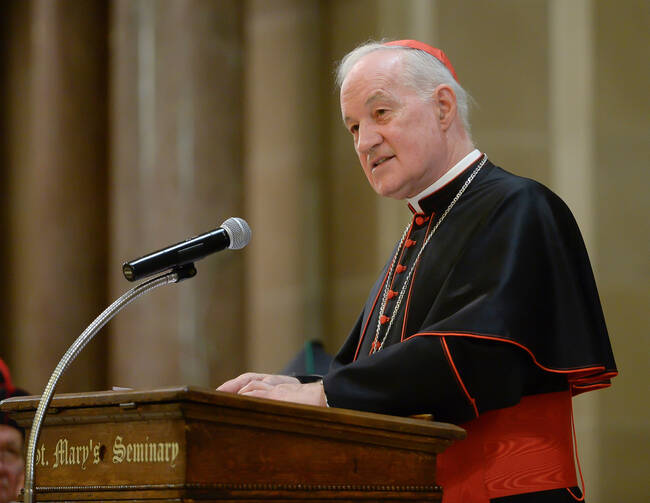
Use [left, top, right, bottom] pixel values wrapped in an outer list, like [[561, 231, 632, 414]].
[[373, 183, 408, 200]]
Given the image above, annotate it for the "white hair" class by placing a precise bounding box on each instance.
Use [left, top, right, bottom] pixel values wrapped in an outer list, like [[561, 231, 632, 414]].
[[336, 41, 472, 134]]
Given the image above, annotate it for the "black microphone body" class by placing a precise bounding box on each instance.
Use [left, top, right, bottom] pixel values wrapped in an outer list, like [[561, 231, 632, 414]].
[[123, 228, 230, 282]]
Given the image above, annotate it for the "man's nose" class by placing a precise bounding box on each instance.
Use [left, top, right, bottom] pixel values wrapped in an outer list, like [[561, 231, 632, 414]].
[[356, 123, 382, 155], [0, 449, 17, 468]]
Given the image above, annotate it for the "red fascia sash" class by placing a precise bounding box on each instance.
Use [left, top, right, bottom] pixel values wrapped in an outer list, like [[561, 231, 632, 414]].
[[437, 391, 578, 503]]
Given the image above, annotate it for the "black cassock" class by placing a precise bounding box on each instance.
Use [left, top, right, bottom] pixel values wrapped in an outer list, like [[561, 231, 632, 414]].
[[321, 156, 616, 502]]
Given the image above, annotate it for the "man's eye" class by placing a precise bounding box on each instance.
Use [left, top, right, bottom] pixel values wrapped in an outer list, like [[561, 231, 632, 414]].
[[349, 125, 359, 134], [376, 109, 388, 117], [0, 447, 21, 461]]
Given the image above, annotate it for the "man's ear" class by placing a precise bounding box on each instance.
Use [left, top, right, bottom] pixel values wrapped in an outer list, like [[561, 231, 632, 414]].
[[433, 84, 457, 131]]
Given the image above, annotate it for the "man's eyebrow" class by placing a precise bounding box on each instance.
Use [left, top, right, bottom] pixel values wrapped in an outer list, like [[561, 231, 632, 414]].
[[365, 90, 397, 107], [343, 91, 398, 125]]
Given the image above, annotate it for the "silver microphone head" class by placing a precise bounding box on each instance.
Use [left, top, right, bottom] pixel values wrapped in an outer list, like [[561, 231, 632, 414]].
[[221, 217, 251, 250]]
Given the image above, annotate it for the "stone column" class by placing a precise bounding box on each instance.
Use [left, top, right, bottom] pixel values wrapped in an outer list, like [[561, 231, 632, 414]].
[[375, 0, 438, 265], [324, 1, 384, 350], [4, 0, 109, 393], [549, 0, 600, 494], [244, 0, 326, 372], [592, 1, 650, 500], [109, 0, 245, 387], [438, 0, 551, 184]]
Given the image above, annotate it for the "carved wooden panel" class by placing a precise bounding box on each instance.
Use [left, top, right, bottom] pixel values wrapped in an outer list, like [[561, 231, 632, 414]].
[[2, 387, 465, 501]]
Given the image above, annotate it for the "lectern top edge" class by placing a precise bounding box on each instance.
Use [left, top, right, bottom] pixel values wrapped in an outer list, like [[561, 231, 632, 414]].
[[1, 385, 465, 441]]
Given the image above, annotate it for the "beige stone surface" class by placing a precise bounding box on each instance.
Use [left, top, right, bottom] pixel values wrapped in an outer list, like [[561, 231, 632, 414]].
[[244, 0, 325, 373], [108, 0, 245, 387], [593, 0, 650, 499], [3, 0, 108, 393]]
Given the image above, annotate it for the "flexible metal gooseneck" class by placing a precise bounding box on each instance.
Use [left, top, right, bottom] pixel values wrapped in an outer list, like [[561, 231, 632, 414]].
[[23, 264, 195, 503]]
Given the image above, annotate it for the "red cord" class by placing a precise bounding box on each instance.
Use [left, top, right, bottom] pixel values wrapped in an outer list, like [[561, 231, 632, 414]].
[[567, 403, 586, 501]]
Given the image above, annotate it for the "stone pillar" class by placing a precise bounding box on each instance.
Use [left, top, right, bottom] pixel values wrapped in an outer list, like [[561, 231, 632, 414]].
[[549, 0, 600, 496], [109, 0, 244, 387], [244, 0, 326, 372], [592, 1, 650, 500], [324, 1, 383, 350], [375, 0, 438, 264], [4, 0, 109, 392], [438, 0, 551, 184]]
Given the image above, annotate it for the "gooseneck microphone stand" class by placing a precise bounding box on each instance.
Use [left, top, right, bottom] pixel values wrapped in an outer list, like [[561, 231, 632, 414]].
[[22, 263, 196, 503]]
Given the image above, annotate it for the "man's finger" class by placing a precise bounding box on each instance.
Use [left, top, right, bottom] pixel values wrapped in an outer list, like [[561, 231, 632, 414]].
[[217, 372, 267, 393], [238, 380, 273, 394]]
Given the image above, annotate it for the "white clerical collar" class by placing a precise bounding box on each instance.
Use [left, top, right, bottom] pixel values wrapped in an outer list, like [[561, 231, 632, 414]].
[[406, 149, 482, 213]]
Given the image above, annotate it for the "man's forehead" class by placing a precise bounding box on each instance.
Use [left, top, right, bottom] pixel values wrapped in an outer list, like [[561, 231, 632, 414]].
[[340, 52, 405, 119], [342, 51, 403, 91], [0, 424, 22, 445]]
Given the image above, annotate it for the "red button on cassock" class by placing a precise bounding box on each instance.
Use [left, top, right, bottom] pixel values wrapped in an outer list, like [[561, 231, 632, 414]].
[[379, 315, 390, 324], [396, 264, 407, 273]]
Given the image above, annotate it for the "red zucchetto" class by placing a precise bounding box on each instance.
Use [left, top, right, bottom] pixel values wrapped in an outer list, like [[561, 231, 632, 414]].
[[384, 39, 458, 82], [0, 358, 28, 430]]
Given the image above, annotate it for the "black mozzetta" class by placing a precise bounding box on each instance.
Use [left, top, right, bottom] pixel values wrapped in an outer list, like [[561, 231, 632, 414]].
[[323, 158, 616, 424]]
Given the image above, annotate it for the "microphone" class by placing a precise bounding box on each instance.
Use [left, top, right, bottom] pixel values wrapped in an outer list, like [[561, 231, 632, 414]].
[[122, 217, 251, 282]]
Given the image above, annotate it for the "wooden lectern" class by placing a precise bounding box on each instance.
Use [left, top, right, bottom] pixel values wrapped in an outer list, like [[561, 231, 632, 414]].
[[2, 386, 465, 502]]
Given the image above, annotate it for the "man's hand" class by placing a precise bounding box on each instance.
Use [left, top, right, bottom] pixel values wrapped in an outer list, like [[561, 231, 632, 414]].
[[217, 373, 327, 407], [217, 373, 300, 393]]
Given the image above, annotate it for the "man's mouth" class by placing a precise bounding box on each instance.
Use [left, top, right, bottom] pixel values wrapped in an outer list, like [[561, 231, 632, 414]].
[[372, 155, 395, 169]]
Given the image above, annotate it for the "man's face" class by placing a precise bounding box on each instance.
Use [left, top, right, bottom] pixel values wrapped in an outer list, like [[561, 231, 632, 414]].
[[340, 50, 447, 200], [0, 425, 24, 503]]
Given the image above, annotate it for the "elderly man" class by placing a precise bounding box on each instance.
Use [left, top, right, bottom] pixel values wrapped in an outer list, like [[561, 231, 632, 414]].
[[219, 40, 616, 502], [0, 360, 27, 503]]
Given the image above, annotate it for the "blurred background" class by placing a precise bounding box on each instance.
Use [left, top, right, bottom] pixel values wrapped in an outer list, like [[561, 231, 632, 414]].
[[0, 0, 647, 500]]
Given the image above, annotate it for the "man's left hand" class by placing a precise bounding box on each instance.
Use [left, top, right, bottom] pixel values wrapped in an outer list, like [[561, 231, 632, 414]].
[[238, 379, 327, 407]]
